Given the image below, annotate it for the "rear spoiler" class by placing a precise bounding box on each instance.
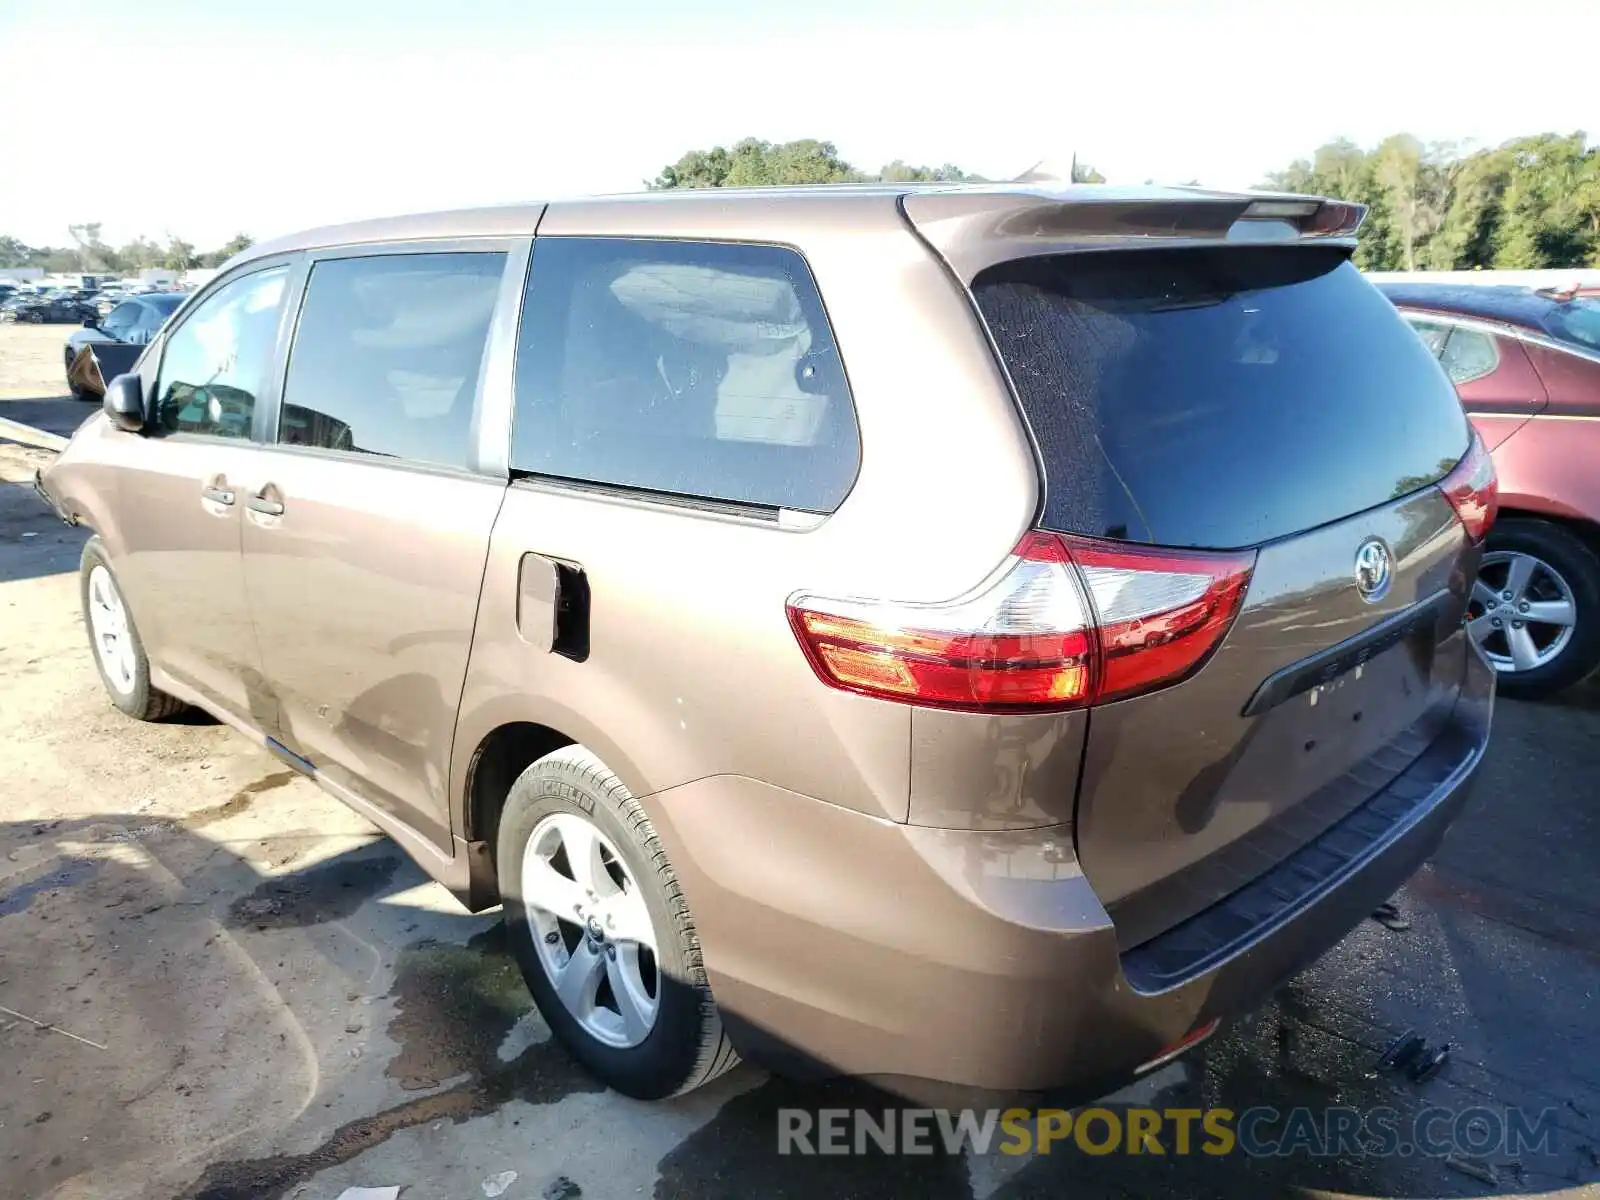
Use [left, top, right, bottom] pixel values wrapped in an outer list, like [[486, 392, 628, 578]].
[[900, 185, 1366, 283]]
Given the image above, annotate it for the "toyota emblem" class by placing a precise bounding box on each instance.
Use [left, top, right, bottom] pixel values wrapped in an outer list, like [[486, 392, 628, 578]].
[[1354, 538, 1392, 602]]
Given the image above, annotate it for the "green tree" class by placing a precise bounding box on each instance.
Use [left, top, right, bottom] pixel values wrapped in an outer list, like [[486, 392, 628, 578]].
[[877, 160, 982, 183], [650, 139, 983, 190], [67, 222, 114, 271], [1426, 146, 1511, 269], [161, 236, 198, 271], [1263, 131, 1597, 271], [116, 235, 165, 272], [201, 233, 254, 267], [0, 235, 33, 267], [1494, 134, 1596, 268], [649, 138, 861, 189]]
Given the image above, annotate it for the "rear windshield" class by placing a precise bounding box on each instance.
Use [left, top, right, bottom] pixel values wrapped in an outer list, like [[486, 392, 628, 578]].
[[974, 248, 1471, 549], [1543, 297, 1600, 354]]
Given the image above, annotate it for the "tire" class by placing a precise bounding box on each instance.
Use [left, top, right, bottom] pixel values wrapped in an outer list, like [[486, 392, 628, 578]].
[[496, 745, 738, 1098], [79, 538, 187, 721], [1469, 518, 1600, 698]]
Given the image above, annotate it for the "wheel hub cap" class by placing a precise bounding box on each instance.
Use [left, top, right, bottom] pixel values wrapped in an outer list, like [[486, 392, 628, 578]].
[[1466, 550, 1577, 674], [521, 811, 659, 1049], [87, 565, 137, 696]]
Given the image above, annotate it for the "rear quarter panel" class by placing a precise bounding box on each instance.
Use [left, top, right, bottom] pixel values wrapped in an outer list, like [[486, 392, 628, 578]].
[[449, 195, 1046, 827], [1495, 342, 1600, 523]]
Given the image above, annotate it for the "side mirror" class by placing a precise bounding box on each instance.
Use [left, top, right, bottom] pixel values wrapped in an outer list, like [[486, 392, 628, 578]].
[[103, 373, 146, 433], [82, 314, 99, 329]]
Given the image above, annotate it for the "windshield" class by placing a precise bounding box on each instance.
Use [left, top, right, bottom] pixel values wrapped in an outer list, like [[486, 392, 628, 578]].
[[147, 293, 186, 315], [1543, 298, 1600, 354]]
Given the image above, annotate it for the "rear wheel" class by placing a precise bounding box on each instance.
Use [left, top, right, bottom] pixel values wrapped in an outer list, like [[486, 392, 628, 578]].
[[1466, 518, 1600, 698], [496, 745, 737, 1098]]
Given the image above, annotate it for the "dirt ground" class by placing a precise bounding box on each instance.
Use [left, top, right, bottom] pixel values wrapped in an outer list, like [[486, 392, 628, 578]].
[[1, 321, 1598, 1199]]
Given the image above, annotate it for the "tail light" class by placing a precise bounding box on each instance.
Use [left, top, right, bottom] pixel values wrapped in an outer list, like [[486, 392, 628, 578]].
[[1438, 431, 1498, 543], [788, 532, 1254, 712]]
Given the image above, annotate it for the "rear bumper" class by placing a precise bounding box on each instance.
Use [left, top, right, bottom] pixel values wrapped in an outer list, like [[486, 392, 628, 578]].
[[647, 641, 1493, 1100]]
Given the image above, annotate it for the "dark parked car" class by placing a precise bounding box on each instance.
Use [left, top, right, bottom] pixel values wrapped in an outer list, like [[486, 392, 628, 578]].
[[39, 185, 1495, 1102], [4, 293, 94, 324], [1380, 281, 1600, 696], [64, 292, 187, 400]]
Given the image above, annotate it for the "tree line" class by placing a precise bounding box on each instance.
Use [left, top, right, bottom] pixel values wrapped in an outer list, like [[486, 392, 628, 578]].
[[0, 225, 254, 274], [9, 132, 1592, 275], [647, 137, 1105, 189], [650, 133, 1599, 271], [1263, 132, 1599, 271]]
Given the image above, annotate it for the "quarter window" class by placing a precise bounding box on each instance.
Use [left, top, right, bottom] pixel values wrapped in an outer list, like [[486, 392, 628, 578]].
[[277, 252, 507, 471], [1403, 316, 1452, 357], [1439, 327, 1499, 385], [511, 237, 859, 513], [153, 266, 288, 438]]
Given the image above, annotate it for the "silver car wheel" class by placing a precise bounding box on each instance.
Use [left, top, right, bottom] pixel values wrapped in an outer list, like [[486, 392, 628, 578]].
[[86, 565, 137, 695], [521, 811, 659, 1049], [1466, 550, 1577, 674]]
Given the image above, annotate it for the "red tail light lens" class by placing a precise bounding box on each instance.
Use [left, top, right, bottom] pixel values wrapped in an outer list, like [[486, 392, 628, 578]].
[[788, 533, 1095, 711], [1063, 536, 1255, 704], [1438, 432, 1498, 543], [1300, 200, 1367, 237], [788, 533, 1255, 712]]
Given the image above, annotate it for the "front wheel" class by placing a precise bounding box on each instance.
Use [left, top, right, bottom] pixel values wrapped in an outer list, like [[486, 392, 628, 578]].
[[1465, 518, 1600, 698], [79, 539, 187, 720], [496, 745, 738, 1098]]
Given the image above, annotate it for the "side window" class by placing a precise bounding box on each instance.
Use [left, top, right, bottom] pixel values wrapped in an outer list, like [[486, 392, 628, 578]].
[[153, 266, 288, 438], [277, 251, 506, 470], [1439, 327, 1499, 385], [130, 302, 167, 344], [512, 237, 860, 512], [1404, 316, 1451, 357], [101, 303, 140, 341]]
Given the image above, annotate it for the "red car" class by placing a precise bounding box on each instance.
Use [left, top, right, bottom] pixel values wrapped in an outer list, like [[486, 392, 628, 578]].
[[1380, 282, 1600, 696]]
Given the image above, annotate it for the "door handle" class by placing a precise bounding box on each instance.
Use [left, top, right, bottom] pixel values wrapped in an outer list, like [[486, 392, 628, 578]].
[[246, 491, 285, 516], [201, 484, 235, 506]]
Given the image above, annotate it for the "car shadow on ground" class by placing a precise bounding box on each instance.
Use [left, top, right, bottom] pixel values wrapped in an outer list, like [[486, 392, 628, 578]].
[[0, 391, 96, 440], [0, 461, 87, 585]]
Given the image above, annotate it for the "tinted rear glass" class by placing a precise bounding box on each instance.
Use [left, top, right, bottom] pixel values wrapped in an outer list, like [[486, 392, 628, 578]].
[[1543, 297, 1600, 354], [975, 248, 1471, 549]]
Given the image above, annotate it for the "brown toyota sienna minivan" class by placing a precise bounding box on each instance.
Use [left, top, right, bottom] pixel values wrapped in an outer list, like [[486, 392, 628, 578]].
[[38, 184, 1498, 1102]]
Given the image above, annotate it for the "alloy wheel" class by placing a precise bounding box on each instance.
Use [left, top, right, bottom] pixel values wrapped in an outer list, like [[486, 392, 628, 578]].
[[521, 812, 660, 1048], [86, 565, 137, 694], [1466, 550, 1577, 674]]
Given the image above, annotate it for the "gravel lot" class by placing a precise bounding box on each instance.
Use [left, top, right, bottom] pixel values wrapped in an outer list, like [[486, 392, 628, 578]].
[[1, 321, 1597, 1199]]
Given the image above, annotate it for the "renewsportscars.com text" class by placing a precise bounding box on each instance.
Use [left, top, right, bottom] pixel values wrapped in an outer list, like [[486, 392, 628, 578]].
[[777, 1105, 1559, 1158]]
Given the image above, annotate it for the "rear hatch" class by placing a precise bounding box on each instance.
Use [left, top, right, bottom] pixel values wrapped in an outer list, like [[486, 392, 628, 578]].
[[955, 231, 1483, 949]]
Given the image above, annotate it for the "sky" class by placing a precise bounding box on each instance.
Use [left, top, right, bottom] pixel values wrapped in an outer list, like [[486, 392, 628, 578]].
[[1, 0, 1594, 250]]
